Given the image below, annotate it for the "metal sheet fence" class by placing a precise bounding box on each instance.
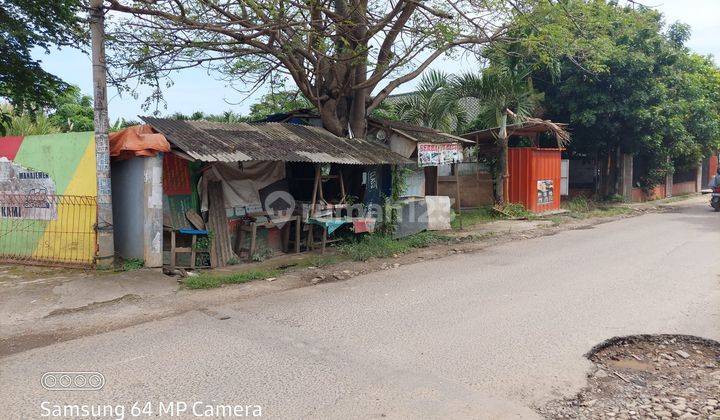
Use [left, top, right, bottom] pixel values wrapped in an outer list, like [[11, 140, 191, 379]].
[[0, 194, 97, 266]]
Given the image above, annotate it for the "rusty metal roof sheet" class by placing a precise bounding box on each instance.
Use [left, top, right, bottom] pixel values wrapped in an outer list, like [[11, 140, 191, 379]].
[[141, 117, 411, 165]]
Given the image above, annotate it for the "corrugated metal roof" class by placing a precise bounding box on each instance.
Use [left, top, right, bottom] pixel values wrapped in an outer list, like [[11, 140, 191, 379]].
[[141, 117, 411, 165]]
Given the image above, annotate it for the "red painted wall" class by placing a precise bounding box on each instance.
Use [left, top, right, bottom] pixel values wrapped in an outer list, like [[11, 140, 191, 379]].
[[0, 136, 25, 160], [508, 148, 562, 212]]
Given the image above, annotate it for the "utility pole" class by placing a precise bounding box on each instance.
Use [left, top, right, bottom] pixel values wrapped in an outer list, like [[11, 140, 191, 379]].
[[90, 0, 114, 268]]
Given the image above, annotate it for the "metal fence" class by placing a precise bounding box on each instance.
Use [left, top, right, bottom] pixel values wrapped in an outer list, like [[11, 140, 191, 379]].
[[0, 194, 97, 267]]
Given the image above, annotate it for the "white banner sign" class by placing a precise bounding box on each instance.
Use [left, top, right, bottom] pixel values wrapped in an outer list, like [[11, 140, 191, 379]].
[[417, 143, 462, 167]]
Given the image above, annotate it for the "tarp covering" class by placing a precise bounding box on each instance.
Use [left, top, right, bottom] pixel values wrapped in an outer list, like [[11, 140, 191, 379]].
[[109, 125, 171, 160], [198, 161, 286, 214]]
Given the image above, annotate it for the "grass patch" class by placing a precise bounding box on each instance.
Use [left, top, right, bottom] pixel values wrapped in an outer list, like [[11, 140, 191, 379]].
[[451, 206, 501, 229], [452, 203, 536, 229], [293, 254, 345, 269], [338, 231, 450, 262], [119, 258, 144, 271], [185, 269, 281, 290], [562, 196, 634, 219]]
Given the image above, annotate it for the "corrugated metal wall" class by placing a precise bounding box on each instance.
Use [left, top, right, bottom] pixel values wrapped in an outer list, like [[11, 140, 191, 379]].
[[508, 147, 562, 213]]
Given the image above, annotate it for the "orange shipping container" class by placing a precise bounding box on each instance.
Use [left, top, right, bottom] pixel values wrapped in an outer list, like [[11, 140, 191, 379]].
[[508, 147, 562, 213]]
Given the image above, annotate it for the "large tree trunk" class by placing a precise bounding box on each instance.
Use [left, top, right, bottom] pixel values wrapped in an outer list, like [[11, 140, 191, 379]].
[[318, 99, 345, 137], [599, 145, 620, 198], [90, 0, 115, 268]]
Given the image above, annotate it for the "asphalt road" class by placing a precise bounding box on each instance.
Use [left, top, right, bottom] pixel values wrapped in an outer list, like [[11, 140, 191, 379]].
[[2, 199, 719, 419]]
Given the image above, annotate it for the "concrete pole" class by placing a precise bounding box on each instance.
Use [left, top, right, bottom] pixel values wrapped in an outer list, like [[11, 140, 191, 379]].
[[90, 0, 115, 268], [143, 155, 163, 267], [665, 157, 673, 198], [620, 153, 633, 201]]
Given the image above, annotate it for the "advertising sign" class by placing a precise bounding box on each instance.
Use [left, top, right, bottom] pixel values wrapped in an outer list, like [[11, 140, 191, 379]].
[[537, 179, 554, 205], [417, 143, 462, 167], [0, 158, 57, 220]]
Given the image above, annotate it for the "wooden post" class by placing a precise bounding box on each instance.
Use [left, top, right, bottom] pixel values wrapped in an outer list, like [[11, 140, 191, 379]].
[[170, 230, 176, 269], [310, 164, 320, 217], [294, 215, 301, 253], [338, 169, 346, 202], [455, 162, 462, 230], [90, 0, 114, 268]]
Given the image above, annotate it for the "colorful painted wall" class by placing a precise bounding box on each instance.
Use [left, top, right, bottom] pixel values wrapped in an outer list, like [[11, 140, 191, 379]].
[[0, 133, 98, 265]]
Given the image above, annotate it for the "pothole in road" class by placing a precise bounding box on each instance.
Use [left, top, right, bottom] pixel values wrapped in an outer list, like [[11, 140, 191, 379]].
[[537, 334, 720, 419]]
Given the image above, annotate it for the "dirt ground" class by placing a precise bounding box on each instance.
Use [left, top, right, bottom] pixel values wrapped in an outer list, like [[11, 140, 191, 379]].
[[538, 335, 720, 419]]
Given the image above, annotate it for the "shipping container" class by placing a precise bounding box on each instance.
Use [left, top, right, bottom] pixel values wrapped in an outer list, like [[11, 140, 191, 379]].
[[508, 147, 562, 213]]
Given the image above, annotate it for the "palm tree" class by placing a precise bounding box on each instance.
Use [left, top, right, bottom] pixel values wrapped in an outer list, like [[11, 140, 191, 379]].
[[451, 65, 544, 205], [393, 70, 466, 133]]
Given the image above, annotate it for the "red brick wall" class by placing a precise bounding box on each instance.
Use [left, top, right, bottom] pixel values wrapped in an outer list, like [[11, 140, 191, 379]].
[[672, 180, 697, 196], [632, 185, 666, 202]]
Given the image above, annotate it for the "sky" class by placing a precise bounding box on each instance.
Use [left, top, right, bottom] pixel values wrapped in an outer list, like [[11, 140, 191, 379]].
[[32, 0, 720, 122]]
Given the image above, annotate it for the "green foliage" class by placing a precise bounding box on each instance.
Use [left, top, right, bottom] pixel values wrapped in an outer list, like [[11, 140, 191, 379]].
[[403, 231, 450, 248], [377, 166, 412, 235], [452, 65, 543, 133], [392, 70, 466, 133], [338, 231, 450, 262], [162, 90, 311, 124], [1, 84, 95, 135], [47, 86, 94, 132], [0, 0, 84, 111], [502, 203, 532, 219], [185, 269, 280, 290], [251, 246, 273, 262], [450, 206, 503, 229], [0, 108, 10, 136], [111, 118, 142, 131], [192, 235, 212, 251], [248, 90, 311, 121], [563, 196, 592, 213], [499, 1, 720, 192], [120, 258, 145, 271], [0, 105, 60, 135], [167, 110, 249, 123], [561, 196, 633, 219]]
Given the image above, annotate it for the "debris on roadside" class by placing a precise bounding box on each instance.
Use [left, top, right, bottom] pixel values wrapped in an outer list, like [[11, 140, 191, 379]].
[[538, 334, 720, 419]]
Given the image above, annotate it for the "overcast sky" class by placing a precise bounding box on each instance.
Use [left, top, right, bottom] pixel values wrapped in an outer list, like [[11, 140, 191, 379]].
[[33, 0, 720, 122]]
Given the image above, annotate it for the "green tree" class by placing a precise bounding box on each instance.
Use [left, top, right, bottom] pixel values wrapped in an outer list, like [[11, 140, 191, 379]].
[[497, 1, 720, 194], [104, 0, 541, 138], [452, 65, 544, 204], [48, 86, 94, 132], [0, 1, 84, 111], [248, 91, 311, 121], [0, 105, 60, 136], [392, 70, 465, 134]]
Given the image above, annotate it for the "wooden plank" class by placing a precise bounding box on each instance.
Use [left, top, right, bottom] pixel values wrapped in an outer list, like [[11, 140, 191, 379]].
[[455, 163, 462, 229], [207, 181, 237, 267], [310, 164, 320, 217]]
